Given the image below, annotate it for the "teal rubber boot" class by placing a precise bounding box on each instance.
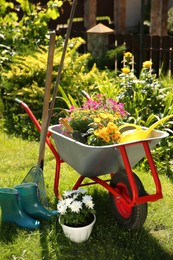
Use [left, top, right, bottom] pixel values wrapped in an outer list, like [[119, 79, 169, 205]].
[[14, 183, 58, 220], [0, 188, 40, 230]]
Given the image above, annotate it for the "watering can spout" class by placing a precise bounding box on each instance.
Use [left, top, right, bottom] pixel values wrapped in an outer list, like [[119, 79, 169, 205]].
[[118, 114, 173, 144]]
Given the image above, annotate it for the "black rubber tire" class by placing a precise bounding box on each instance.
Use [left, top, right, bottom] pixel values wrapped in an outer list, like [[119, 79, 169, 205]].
[[109, 170, 148, 230]]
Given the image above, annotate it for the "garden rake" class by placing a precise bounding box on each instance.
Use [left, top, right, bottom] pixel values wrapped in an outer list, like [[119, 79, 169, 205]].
[[21, 30, 56, 206], [22, 0, 78, 206]]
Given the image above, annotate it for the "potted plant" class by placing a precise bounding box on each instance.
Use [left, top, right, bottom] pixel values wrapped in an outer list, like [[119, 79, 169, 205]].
[[57, 189, 96, 243]]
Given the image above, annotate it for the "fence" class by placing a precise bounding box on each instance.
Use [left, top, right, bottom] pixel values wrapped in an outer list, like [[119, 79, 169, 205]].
[[16, 1, 173, 76], [47, 1, 173, 76], [56, 21, 173, 76], [57, 29, 173, 76]]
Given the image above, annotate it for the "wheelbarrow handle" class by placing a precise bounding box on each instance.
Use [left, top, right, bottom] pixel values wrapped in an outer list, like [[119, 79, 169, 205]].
[[14, 98, 23, 104], [81, 90, 92, 101]]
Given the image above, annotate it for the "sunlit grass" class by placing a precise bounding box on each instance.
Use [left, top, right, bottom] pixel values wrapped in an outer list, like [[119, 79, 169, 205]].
[[0, 131, 173, 259]]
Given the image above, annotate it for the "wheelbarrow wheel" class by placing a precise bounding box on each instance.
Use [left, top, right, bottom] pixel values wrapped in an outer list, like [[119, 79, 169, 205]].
[[109, 170, 148, 230]]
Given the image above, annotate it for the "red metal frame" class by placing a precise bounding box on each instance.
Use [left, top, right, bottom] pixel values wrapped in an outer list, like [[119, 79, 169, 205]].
[[15, 99, 63, 199], [16, 100, 163, 207], [72, 142, 163, 208]]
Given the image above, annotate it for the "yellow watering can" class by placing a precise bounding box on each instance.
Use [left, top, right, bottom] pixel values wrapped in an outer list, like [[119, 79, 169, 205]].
[[118, 115, 173, 144]]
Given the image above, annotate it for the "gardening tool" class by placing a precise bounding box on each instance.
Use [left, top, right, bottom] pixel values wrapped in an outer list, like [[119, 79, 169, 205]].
[[14, 182, 57, 220], [21, 0, 78, 205], [118, 114, 173, 143], [0, 188, 40, 230], [21, 30, 56, 205], [15, 0, 77, 204], [59, 118, 88, 143], [45, 0, 78, 130]]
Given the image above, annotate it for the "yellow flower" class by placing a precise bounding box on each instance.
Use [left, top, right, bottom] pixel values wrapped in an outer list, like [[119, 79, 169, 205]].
[[124, 52, 133, 58], [103, 135, 110, 143], [143, 60, 152, 69], [99, 113, 109, 119], [99, 128, 107, 137], [94, 128, 110, 143], [121, 67, 131, 74], [94, 117, 101, 123], [107, 122, 117, 133], [94, 129, 100, 137], [106, 114, 115, 121], [111, 131, 121, 142], [115, 112, 121, 118]]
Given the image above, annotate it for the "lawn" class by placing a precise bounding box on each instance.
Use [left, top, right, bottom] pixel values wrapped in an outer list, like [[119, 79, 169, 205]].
[[0, 130, 173, 260]]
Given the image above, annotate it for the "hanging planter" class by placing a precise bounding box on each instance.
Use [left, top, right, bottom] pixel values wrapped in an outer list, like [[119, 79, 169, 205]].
[[59, 214, 96, 243]]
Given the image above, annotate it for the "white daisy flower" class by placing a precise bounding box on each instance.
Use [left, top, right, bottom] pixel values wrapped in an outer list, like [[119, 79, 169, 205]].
[[57, 200, 67, 215], [63, 190, 73, 198], [65, 198, 73, 206], [69, 201, 82, 213], [83, 195, 94, 209], [77, 188, 87, 194]]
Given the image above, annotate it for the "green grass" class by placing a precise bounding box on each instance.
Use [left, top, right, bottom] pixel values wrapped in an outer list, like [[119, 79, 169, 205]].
[[0, 130, 173, 259]]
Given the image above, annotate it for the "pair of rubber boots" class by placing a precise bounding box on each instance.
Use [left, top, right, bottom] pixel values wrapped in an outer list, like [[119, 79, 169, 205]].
[[0, 182, 58, 230]]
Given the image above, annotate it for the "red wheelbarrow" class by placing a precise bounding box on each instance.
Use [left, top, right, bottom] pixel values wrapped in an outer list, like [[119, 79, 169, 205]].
[[15, 98, 169, 230]]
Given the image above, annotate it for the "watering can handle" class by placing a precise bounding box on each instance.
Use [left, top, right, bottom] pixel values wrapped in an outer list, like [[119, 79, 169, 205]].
[[119, 124, 142, 133], [119, 115, 173, 134]]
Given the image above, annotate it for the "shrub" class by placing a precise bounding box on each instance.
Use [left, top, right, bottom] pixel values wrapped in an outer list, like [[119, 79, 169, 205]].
[[1, 37, 107, 139], [0, 0, 62, 56]]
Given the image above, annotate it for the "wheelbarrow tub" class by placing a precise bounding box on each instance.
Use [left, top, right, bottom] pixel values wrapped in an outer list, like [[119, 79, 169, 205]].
[[49, 125, 168, 177]]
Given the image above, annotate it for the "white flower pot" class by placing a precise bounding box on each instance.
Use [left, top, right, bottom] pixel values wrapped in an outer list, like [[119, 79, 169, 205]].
[[59, 215, 96, 243]]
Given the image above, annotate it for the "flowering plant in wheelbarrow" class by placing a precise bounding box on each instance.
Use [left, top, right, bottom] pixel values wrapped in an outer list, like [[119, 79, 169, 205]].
[[61, 94, 129, 146]]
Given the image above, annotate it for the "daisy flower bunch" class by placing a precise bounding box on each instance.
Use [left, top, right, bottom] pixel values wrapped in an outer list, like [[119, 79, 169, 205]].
[[57, 189, 95, 227]]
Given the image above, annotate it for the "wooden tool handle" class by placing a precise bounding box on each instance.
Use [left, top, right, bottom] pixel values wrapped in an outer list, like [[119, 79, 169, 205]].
[[59, 118, 74, 133]]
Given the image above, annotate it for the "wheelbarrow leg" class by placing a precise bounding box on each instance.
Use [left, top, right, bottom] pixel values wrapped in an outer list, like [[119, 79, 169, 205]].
[[143, 141, 162, 195], [72, 176, 85, 190]]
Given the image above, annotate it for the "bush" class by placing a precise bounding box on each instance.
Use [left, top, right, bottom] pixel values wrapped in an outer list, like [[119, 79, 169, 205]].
[[0, 0, 62, 56], [1, 37, 111, 139]]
